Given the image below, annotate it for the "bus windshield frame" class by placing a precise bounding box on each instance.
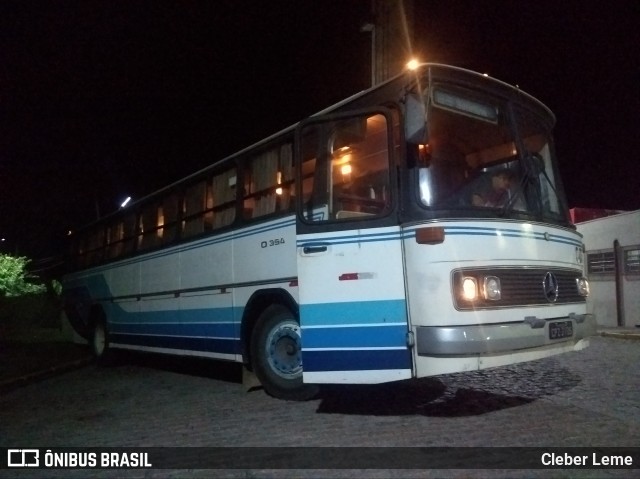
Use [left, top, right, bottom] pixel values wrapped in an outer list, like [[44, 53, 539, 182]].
[[412, 82, 570, 225]]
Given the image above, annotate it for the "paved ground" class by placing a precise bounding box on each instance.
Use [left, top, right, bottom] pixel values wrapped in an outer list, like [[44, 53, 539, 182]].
[[0, 340, 90, 390], [1, 330, 639, 478]]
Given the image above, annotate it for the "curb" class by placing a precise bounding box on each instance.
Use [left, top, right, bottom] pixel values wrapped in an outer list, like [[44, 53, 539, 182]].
[[598, 331, 640, 341], [0, 356, 92, 393]]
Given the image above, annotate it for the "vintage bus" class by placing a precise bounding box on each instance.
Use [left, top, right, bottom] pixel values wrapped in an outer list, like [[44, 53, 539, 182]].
[[62, 63, 596, 400]]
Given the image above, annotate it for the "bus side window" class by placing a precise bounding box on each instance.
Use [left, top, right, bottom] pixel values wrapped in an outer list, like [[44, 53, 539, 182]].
[[183, 181, 207, 238], [138, 204, 160, 251], [299, 127, 321, 221], [211, 168, 237, 229], [330, 114, 391, 220], [105, 213, 136, 259], [85, 227, 105, 266], [243, 143, 294, 219], [106, 221, 124, 259], [121, 214, 136, 256], [301, 158, 316, 204], [137, 198, 178, 251], [161, 194, 180, 244], [299, 111, 394, 223], [279, 143, 295, 213], [204, 182, 214, 230]]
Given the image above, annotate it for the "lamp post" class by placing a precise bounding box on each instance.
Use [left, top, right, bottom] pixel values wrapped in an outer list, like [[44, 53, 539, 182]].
[[360, 23, 376, 87], [406, 58, 420, 71]]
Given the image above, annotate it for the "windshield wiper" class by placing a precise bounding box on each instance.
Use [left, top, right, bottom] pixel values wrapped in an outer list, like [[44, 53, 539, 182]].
[[499, 152, 547, 217]]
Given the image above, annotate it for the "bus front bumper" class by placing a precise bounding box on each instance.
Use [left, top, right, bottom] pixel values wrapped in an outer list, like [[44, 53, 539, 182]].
[[415, 314, 597, 356]]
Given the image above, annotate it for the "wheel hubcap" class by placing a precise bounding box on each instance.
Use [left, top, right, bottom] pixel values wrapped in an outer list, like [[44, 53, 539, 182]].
[[266, 321, 302, 379], [94, 326, 105, 355]]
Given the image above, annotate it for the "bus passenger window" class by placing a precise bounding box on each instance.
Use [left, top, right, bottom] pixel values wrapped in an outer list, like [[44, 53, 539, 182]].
[[161, 194, 180, 244], [243, 143, 294, 219], [106, 221, 124, 259], [204, 182, 214, 231], [121, 214, 136, 256], [138, 204, 160, 251], [85, 227, 105, 266], [279, 143, 295, 212], [211, 168, 237, 229], [183, 181, 207, 238], [104, 214, 135, 260]]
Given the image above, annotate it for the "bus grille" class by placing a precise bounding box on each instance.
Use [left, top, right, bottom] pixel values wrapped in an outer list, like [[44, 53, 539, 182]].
[[452, 267, 586, 310]]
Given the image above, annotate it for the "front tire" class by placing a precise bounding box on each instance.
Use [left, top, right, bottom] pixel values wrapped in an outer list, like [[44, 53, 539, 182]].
[[250, 305, 318, 401]]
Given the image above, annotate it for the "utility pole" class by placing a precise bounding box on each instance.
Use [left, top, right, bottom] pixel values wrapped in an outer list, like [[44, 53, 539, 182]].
[[364, 0, 415, 86]]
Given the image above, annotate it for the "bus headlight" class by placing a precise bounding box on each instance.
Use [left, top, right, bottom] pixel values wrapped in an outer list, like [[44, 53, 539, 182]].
[[461, 277, 478, 301], [483, 276, 502, 300], [453, 271, 503, 306], [576, 277, 590, 297]]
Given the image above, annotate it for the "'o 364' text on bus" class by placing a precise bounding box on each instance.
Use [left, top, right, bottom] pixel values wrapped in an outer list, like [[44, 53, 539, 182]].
[[62, 64, 596, 400]]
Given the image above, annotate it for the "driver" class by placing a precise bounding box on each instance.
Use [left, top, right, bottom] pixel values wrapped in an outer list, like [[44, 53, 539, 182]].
[[472, 170, 514, 207]]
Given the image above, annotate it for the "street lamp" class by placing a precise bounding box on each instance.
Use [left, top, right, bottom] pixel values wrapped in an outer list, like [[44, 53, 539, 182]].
[[360, 23, 376, 87], [120, 196, 131, 208], [406, 58, 420, 71]]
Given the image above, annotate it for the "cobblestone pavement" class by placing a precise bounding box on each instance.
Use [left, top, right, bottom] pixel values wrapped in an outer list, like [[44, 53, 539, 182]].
[[1, 336, 638, 478]]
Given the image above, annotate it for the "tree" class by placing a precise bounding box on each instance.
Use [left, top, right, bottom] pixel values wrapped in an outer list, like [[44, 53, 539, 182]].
[[0, 254, 46, 297]]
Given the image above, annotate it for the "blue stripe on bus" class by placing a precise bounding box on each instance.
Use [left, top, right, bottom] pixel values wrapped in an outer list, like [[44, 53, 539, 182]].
[[300, 299, 407, 327], [107, 306, 241, 357], [110, 333, 241, 354], [302, 349, 411, 372], [297, 225, 582, 248], [302, 324, 407, 349], [443, 226, 583, 247], [296, 230, 401, 248]]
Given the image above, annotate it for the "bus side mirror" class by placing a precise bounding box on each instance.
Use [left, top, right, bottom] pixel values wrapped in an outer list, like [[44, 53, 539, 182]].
[[405, 93, 427, 144]]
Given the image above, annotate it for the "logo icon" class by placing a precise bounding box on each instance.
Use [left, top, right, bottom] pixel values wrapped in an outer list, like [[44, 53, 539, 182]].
[[7, 449, 39, 467], [543, 272, 559, 303]]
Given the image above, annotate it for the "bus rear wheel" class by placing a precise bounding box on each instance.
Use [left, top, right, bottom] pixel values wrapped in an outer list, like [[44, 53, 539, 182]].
[[250, 304, 318, 401], [91, 316, 114, 365]]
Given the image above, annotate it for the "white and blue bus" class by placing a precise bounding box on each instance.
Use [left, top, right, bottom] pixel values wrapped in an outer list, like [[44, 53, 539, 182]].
[[62, 63, 596, 400]]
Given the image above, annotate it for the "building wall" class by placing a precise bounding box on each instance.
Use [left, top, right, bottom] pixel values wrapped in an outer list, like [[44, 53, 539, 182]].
[[576, 210, 640, 327]]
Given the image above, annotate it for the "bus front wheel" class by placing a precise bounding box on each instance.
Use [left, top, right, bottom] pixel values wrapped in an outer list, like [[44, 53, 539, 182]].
[[250, 304, 318, 401]]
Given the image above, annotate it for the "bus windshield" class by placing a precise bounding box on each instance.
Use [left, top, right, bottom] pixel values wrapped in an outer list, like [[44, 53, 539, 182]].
[[416, 85, 568, 222]]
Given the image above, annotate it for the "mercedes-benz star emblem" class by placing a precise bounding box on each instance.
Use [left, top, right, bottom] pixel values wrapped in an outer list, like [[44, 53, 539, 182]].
[[543, 272, 559, 303]]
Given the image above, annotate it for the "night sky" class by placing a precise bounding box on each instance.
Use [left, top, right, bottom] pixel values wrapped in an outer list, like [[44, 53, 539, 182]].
[[1, 0, 638, 259]]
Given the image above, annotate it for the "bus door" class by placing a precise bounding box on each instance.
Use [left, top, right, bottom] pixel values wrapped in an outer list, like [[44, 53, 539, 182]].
[[295, 109, 413, 384]]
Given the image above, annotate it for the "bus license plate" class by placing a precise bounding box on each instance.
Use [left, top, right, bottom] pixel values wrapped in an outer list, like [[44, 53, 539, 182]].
[[549, 321, 573, 340]]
